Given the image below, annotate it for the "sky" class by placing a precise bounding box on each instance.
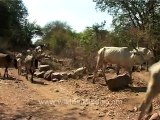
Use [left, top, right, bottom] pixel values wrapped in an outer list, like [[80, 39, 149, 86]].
[[22, 0, 113, 33]]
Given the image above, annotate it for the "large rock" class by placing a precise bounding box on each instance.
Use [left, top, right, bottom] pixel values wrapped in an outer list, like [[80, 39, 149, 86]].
[[72, 67, 86, 79], [44, 58, 50, 61], [52, 58, 58, 63], [106, 73, 132, 91], [43, 70, 53, 80], [52, 78, 59, 82], [34, 71, 45, 78], [51, 72, 68, 80], [38, 65, 50, 72], [67, 71, 76, 79]]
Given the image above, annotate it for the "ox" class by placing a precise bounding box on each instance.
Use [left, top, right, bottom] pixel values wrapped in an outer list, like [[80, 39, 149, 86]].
[[133, 47, 154, 71], [0, 53, 17, 78], [24, 54, 39, 83], [138, 61, 160, 120], [92, 47, 144, 84]]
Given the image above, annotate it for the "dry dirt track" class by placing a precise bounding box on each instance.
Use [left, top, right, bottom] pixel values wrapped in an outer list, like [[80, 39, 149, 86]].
[[0, 68, 160, 120]]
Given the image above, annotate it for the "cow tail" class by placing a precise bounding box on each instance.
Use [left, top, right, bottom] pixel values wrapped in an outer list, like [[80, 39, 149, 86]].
[[100, 47, 106, 61], [97, 47, 106, 67]]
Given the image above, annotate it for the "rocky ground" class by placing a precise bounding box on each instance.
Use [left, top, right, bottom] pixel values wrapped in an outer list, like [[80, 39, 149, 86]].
[[0, 68, 160, 120]]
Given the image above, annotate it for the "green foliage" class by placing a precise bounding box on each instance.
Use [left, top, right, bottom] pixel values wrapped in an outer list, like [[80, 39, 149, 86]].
[[42, 21, 75, 55], [94, 0, 160, 29], [94, 0, 160, 56], [23, 21, 43, 45], [79, 28, 96, 52], [0, 0, 42, 50], [79, 22, 108, 53], [0, 1, 10, 36]]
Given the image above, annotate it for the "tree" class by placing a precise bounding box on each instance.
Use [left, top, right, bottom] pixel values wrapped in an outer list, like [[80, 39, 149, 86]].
[[23, 21, 43, 46], [0, 0, 28, 49], [91, 21, 106, 42], [93, 0, 160, 58], [79, 28, 95, 51], [0, 1, 10, 36], [94, 0, 160, 29], [42, 21, 74, 54], [0, 0, 42, 49]]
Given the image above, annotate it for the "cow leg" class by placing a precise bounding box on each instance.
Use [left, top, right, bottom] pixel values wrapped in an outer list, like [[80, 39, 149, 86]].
[[138, 88, 158, 120], [92, 69, 98, 84], [18, 66, 21, 75], [3, 69, 6, 78], [146, 61, 149, 71], [29, 68, 34, 83], [92, 62, 103, 84], [25, 68, 29, 80], [126, 67, 132, 79], [116, 66, 120, 75], [6, 67, 8, 78], [102, 64, 107, 84], [3, 67, 8, 78]]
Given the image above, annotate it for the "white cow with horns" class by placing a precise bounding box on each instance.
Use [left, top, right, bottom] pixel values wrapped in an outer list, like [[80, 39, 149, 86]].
[[133, 47, 154, 71], [92, 47, 145, 84]]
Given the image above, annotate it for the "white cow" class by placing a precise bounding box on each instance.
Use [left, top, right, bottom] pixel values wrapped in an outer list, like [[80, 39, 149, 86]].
[[138, 61, 160, 120], [92, 47, 144, 83], [133, 47, 154, 71]]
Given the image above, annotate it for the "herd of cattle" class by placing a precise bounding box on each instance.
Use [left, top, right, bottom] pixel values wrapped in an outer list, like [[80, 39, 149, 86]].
[[0, 44, 46, 81], [0, 46, 159, 119]]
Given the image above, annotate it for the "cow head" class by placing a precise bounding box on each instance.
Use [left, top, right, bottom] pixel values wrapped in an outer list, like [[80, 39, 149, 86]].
[[131, 51, 145, 65]]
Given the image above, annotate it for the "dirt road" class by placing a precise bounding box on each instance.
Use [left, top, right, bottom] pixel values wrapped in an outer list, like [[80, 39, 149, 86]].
[[0, 68, 160, 120]]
